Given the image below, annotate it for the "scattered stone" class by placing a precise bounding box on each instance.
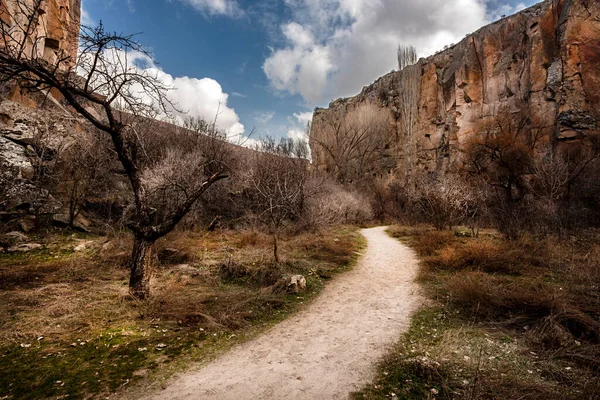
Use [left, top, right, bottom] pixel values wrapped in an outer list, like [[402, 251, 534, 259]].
[[272, 274, 307, 294], [8, 243, 42, 252], [73, 240, 95, 252]]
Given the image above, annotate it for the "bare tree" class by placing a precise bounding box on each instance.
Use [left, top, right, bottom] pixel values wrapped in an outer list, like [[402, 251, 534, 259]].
[[463, 111, 542, 238], [256, 135, 309, 159], [56, 133, 112, 228], [247, 150, 307, 263], [310, 103, 391, 185], [464, 111, 536, 205], [0, 3, 229, 298], [397, 44, 417, 71], [395, 45, 419, 180]]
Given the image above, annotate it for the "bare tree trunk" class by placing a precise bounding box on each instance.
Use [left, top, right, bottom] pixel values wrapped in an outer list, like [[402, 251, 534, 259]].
[[129, 236, 155, 299], [273, 233, 280, 264]]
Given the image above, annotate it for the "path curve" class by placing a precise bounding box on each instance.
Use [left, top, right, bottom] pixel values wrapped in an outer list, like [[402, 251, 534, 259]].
[[137, 226, 421, 400]]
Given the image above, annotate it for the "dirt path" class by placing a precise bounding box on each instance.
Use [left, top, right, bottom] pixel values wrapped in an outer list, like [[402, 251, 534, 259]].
[[136, 226, 421, 400]]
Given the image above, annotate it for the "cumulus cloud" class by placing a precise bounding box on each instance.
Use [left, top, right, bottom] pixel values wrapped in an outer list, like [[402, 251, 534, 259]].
[[282, 110, 312, 144], [83, 49, 246, 143], [177, 0, 242, 17], [263, 0, 490, 104], [293, 111, 313, 127], [163, 75, 246, 140]]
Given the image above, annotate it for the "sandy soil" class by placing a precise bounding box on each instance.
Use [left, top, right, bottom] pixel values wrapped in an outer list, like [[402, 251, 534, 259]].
[[134, 226, 422, 400]]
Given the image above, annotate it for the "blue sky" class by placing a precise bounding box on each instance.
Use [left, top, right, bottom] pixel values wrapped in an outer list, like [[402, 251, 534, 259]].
[[81, 0, 539, 142]]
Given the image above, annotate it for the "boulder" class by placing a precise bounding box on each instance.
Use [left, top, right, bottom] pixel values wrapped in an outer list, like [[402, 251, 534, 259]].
[[18, 216, 36, 233], [52, 213, 91, 232], [0, 135, 34, 180]]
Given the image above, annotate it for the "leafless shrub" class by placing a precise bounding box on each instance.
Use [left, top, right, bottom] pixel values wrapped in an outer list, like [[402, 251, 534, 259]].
[[303, 177, 373, 228], [257, 135, 309, 159], [310, 102, 391, 185], [245, 148, 308, 263], [408, 173, 481, 231], [55, 132, 113, 227]]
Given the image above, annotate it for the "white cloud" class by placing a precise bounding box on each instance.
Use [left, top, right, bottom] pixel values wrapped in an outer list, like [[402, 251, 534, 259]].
[[82, 49, 247, 143], [177, 0, 242, 17], [162, 74, 246, 140], [80, 7, 93, 26], [263, 0, 490, 104], [287, 128, 308, 143], [293, 111, 313, 127], [255, 111, 276, 125]]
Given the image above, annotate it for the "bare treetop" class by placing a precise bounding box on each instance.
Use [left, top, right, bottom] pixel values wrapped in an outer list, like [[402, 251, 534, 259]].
[[397, 44, 417, 71]]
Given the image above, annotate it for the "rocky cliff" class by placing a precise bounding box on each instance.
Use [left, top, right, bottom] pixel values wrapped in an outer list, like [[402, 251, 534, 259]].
[[1, 0, 80, 69], [309, 0, 600, 181]]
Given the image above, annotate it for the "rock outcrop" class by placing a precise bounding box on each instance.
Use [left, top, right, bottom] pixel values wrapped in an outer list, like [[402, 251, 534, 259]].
[[309, 0, 600, 181], [1, 0, 81, 70]]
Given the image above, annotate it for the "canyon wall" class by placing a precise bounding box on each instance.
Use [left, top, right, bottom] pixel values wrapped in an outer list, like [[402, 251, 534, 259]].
[[1, 0, 80, 69], [309, 0, 600, 181]]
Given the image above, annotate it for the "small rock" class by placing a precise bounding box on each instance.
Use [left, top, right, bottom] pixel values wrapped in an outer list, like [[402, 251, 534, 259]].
[[8, 243, 42, 252], [272, 275, 307, 294], [18, 217, 36, 233], [74, 243, 87, 252]]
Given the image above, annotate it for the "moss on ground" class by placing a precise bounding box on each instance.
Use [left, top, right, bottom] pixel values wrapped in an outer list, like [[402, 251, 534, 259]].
[[0, 226, 364, 400]]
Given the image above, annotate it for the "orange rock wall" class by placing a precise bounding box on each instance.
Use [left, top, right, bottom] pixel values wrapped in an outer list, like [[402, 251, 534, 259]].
[[1, 0, 80, 68], [310, 0, 600, 181]]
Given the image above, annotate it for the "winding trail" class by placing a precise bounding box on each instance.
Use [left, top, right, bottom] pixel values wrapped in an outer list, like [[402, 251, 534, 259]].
[[138, 226, 422, 400]]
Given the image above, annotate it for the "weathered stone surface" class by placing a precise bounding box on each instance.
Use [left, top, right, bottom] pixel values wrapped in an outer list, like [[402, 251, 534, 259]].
[[2, 0, 81, 70], [52, 213, 91, 232], [310, 0, 600, 181], [0, 135, 34, 180]]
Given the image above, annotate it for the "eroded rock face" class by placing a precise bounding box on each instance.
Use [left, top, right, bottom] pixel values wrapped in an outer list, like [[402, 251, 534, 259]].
[[1, 0, 81, 69], [309, 0, 600, 181]]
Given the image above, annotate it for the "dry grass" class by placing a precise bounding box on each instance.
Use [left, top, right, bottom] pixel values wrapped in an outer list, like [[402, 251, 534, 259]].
[[357, 225, 600, 399], [0, 226, 363, 400]]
